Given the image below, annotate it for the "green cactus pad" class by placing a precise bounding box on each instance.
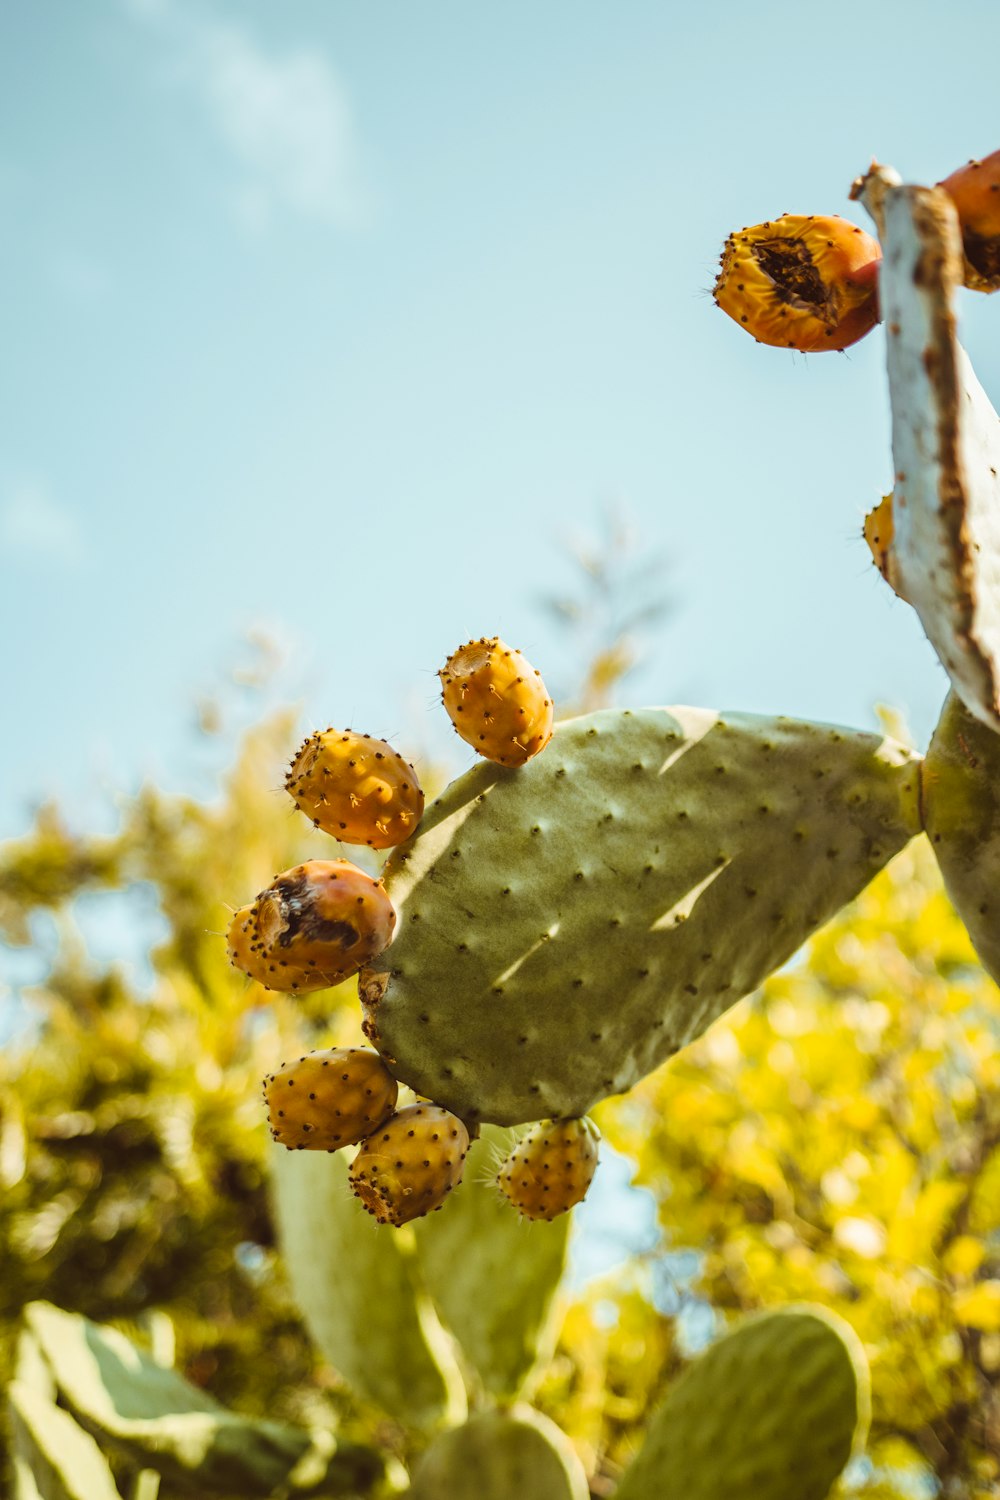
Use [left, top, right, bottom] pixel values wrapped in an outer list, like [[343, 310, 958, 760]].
[[414, 1126, 570, 1396], [270, 1146, 466, 1430], [360, 707, 920, 1124], [615, 1306, 869, 1500], [923, 691, 1000, 983], [855, 166, 1000, 730], [407, 1406, 589, 1500]]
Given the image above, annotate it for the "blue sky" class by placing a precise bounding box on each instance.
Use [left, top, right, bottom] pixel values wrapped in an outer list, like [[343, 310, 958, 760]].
[[3, 0, 999, 840]]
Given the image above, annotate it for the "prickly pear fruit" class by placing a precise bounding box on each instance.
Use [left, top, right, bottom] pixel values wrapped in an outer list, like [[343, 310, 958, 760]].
[[939, 147, 1000, 291], [615, 1306, 869, 1500], [497, 1117, 599, 1220], [862, 491, 910, 604], [264, 1047, 398, 1150], [228, 860, 395, 993], [227, 904, 317, 991], [285, 728, 424, 848], [349, 1103, 469, 1226], [439, 638, 553, 767], [714, 214, 881, 351]]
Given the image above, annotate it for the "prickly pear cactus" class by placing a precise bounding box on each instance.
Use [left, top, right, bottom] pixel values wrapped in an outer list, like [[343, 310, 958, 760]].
[[615, 1306, 869, 1500], [922, 690, 1000, 984], [360, 705, 920, 1124]]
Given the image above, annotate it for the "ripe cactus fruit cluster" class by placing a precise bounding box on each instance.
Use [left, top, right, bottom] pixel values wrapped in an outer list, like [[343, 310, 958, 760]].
[[263, 1046, 398, 1150], [228, 860, 396, 993], [713, 214, 881, 351], [440, 637, 554, 766], [285, 727, 424, 847], [497, 1117, 600, 1220], [348, 1103, 470, 1225]]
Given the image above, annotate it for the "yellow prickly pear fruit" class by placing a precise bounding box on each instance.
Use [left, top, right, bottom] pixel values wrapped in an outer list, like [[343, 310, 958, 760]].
[[263, 1046, 398, 1150], [497, 1117, 600, 1221], [285, 728, 424, 848], [227, 859, 396, 993], [349, 1103, 470, 1226], [227, 903, 317, 991], [714, 214, 881, 351], [863, 492, 910, 604], [439, 637, 554, 767]]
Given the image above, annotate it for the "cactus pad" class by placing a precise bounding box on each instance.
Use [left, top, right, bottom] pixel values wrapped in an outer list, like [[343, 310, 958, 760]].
[[271, 1146, 466, 1428], [922, 690, 1000, 984], [360, 706, 920, 1124], [854, 165, 1000, 730], [407, 1406, 589, 1500], [414, 1127, 570, 1396], [615, 1306, 869, 1500]]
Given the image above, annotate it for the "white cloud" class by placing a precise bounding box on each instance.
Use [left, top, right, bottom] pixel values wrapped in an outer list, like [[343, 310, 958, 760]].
[[0, 482, 85, 566], [127, 1, 367, 229]]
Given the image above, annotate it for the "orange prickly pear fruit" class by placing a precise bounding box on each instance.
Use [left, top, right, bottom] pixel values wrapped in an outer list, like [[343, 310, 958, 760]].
[[349, 1103, 470, 1225], [227, 859, 396, 993], [863, 491, 910, 604], [285, 728, 424, 848], [263, 1046, 398, 1150], [497, 1117, 600, 1220], [714, 214, 882, 351], [938, 147, 1000, 291], [439, 637, 554, 766], [227, 903, 318, 991]]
